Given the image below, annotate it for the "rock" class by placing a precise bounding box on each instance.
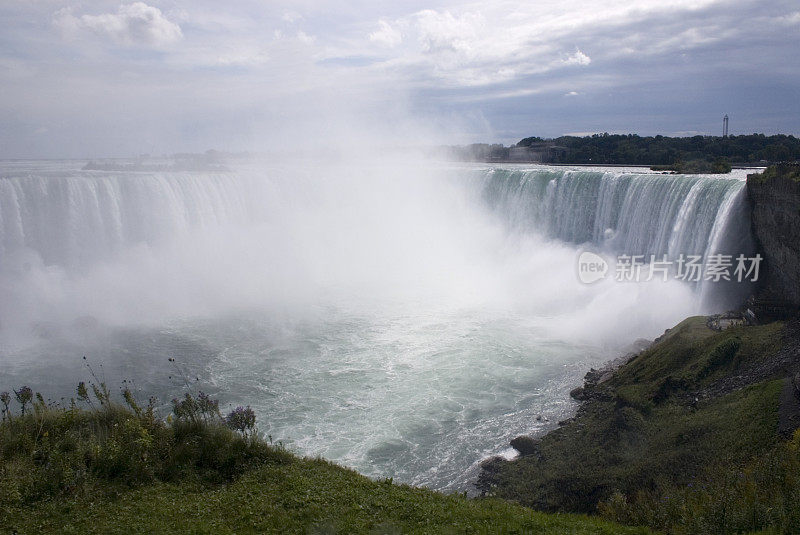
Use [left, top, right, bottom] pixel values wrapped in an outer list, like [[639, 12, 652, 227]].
[[748, 164, 800, 318], [583, 349, 643, 393], [569, 387, 586, 400], [510, 435, 540, 456], [595, 371, 614, 385], [584, 368, 604, 386], [653, 328, 672, 345], [571, 379, 614, 402]]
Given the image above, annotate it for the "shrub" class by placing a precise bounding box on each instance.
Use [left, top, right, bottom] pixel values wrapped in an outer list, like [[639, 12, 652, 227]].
[[225, 406, 256, 438], [0, 383, 288, 507], [14, 386, 32, 416]]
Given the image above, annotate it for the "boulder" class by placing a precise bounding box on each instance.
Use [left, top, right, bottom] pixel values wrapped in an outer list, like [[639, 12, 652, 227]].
[[569, 386, 586, 400], [510, 435, 540, 456]]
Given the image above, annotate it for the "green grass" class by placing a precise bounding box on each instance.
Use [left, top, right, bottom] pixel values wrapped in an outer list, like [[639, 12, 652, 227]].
[[599, 428, 800, 534], [0, 390, 651, 534], [0, 454, 652, 534], [481, 317, 792, 534], [611, 317, 783, 407], [484, 378, 782, 513]]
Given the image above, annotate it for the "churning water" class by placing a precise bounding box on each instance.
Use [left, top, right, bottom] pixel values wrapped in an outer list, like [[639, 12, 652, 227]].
[[0, 159, 753, 491]]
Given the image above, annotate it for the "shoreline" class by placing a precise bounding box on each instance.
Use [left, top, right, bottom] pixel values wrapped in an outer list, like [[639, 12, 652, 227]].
[[476, 315, 795, 509]]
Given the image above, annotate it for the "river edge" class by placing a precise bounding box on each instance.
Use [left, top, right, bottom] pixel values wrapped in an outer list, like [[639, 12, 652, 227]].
[[475, 314, 797, 508]]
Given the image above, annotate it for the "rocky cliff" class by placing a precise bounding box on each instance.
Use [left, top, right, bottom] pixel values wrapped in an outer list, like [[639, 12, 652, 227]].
[[747, 163, 800, 315]]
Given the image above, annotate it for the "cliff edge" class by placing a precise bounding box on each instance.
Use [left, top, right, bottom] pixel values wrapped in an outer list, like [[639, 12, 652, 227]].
[[747, 163, 800, 316]]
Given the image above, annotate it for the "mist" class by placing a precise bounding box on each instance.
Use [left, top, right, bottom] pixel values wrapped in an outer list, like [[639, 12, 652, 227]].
[[0, 155, 705, 355]]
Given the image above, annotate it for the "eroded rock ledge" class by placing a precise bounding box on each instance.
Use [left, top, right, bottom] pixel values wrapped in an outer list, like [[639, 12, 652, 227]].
[[747, 162, 800, 317]]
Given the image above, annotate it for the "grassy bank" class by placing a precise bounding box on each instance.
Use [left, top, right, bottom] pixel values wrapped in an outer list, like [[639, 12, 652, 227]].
[[479, 317, 800, 533], [0, 384, 649, 534]]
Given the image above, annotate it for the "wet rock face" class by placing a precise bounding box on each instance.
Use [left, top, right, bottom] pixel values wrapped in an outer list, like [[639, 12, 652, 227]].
[[510, 435, 541, 457], [747, 164, 800, 312]]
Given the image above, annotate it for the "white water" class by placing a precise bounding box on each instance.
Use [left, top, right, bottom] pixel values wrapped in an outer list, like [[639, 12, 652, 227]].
[[0, 159, 753, 491]]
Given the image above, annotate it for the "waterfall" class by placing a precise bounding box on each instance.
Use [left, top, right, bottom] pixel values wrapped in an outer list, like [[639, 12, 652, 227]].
[[0, 163, 754, 312], [476, 167, 748, 257], [0, 168, 269, 270], [474, 167, 755, 308]]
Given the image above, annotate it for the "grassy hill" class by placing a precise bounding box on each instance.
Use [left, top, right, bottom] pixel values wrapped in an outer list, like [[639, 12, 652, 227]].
[[479, 317, 800, 534], [0, 385, 650, 534]]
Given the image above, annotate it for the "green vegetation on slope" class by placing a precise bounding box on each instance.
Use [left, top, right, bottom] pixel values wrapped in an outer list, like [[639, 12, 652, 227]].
[[610, 317, 783, 408], [0, 382, 650, 534], [599, 428, 800, 534], [480, 317, 800, 534]]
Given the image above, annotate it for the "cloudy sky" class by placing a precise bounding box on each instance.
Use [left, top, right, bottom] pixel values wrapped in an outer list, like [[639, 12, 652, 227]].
[[1, 0, 799, 158]]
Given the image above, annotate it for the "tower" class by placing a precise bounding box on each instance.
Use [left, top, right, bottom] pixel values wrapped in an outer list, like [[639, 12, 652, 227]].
[[723, 115, 729, 138]]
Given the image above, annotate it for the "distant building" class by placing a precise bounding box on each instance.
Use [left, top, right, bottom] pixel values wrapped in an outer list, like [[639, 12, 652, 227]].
[[723, 115, 729, 138]]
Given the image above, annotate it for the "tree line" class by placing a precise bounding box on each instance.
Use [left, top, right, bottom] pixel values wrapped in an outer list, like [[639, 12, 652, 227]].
[[444, 133, 800, 165]]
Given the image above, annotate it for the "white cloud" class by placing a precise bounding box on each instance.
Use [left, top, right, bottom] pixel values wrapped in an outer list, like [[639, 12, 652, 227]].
[[296, 31, 315, 45], [210, 45, 270, 67], [362, 7, 601, 87], [562, 48, 591, 66], [282, 11, 303, 23], [54, 2, 182, 47], [414, 10, 483, 55], [782, 11, 800, 25], [369, 20, 402, 48], [565, 91, 580, 96]]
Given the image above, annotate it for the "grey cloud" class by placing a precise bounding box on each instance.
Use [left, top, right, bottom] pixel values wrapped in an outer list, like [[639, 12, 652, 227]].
[[54, 2, 182, 47]]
